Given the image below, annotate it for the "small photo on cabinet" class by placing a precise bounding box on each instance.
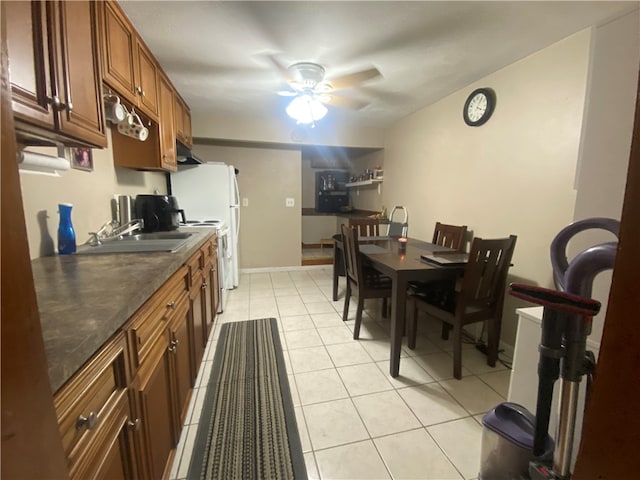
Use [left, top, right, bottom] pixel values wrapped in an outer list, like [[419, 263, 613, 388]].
[[70, 147, 93, 171]]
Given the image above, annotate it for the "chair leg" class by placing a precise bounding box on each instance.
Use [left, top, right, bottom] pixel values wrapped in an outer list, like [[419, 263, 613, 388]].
[[407, 298, 417, 349], [452, 323, 463, 380], [353, 297, 365, 339], [342, 282, 351, 322], [332, 255, 340, 301], [441, 322, 451, 340], [382, 298, 388, 318], [487, 318, 499, 368]]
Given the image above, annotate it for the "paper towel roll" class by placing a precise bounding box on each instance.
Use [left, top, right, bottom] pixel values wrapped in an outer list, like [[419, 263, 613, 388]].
[[18, 150, 70, 176]]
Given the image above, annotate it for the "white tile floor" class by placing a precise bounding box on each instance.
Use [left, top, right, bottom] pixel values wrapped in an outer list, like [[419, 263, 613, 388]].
[[170, 267, 512, 480]]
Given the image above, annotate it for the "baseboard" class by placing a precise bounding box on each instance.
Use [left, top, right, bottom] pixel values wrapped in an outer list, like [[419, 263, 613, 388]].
[[240, 265, 332, 273]]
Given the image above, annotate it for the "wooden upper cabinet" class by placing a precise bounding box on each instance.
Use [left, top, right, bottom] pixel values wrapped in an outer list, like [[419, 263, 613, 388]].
[[99, 0, 159, 121], [135, 42, 159, 119], [158, 72, 176, 171], [183, 107, 192, 148], [6, 0, 106, 147], [55, 1, 107, 146], [174, 93, 192, 149]]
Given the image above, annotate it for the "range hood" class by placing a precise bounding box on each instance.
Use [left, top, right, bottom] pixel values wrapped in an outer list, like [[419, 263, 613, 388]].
[[176, 143, 203, 165]]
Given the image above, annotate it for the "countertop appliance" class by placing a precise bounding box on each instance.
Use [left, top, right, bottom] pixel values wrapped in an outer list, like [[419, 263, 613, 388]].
[[315, 170, 349, 213], [134, 194, 185, 232], [169, 163, 240, 289]]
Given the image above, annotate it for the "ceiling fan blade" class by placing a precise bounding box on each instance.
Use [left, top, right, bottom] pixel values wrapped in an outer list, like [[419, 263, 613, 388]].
[[325, 95, 370, 110], [327, 67, 382, 91]]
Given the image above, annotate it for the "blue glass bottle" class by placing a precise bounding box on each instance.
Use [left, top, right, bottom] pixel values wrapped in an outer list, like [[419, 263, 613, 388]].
[[58, 203, 76, 254]]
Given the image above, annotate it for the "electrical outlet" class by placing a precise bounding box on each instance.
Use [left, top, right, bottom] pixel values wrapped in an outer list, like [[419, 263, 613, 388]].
[[242, 198, 249, 207], [285, 198, 295, 207]]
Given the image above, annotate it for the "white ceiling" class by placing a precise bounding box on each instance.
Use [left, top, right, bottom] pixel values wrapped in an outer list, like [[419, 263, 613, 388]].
[[119, 1, 637, 128]]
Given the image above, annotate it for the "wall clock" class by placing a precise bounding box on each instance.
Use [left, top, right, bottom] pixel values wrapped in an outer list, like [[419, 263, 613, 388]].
[[463, 88, 496, 126]]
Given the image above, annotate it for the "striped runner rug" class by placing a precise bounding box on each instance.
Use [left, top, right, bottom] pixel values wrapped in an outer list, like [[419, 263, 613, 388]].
[[187, 318, 307, 479]]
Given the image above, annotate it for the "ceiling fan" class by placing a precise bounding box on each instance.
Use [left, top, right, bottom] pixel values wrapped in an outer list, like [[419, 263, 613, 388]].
[[269, 57, 382, 124]]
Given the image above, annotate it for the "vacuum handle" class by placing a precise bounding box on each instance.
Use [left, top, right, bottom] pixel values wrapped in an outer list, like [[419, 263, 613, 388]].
[[510, 283, 600, 316]]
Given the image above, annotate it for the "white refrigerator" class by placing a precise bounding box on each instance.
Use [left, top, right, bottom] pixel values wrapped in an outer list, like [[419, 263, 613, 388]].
[[169, 163, 240, 288]]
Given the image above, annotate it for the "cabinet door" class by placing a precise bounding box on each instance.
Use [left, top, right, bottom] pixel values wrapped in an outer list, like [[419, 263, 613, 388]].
[[211, 253, 220, 320], [55, 0, 106, 147], [190, 273, 206, 371], [137, 335, 175, 480], [5, 0, 55, 128], [173, 94, 185, 144], [169, 302, 193, 430], [182, 105, 192, 149], [158, 73, 176, 172], [73, 393, 138, 480], [100, 0, 136, 103], [203, 265, 214, 341], [134, 41, 159, 120], [206, 262, 219, 330]]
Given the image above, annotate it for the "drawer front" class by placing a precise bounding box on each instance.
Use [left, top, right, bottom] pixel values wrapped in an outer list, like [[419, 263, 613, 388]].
[[55, 333, 128, 469], [127, 267, 188, 370], [186, 249, 203, 285], [201, 238, 216, 266]]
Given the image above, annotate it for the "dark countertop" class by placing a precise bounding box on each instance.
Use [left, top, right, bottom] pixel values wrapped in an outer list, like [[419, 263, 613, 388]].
[[31, 228, 215, 393]]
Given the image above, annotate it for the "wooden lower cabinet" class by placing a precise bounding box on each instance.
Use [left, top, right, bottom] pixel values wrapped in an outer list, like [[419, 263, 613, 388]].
[[168, 297, 193, 431], [54, 234, 217, 480], [134, 331, 175, 480], [201, 238, 220, 338], [54, 332, 138, 480]]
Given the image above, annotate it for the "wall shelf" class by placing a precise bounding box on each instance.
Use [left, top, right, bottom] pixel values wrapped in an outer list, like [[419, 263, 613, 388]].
[[346, 178, 383, 195], [345, 178, 383, 188]]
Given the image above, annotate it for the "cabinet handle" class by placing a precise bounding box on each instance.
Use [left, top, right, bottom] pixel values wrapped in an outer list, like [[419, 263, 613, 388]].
[[66, 101, 73, 112], [202, 282, 208, 289], [136, 86, 143, 95], [76, 411, 98, 431], [166, 301, 176, 309], [48, 96, 68, 112], [127, 418, 141, 430]]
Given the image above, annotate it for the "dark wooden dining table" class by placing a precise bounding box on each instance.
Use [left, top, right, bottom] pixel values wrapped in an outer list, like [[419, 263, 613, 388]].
[[357, 236, 464, 377]]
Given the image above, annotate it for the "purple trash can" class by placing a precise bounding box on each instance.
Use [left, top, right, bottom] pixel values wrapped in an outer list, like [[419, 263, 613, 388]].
[[479, 402, 553, 480]]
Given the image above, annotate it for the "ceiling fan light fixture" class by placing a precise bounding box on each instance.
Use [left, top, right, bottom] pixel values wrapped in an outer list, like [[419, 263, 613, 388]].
[[286, 94, 328, 125]]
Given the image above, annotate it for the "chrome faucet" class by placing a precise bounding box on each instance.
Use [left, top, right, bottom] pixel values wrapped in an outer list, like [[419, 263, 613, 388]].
[[86, 219, 144, 246], [111, 218, 144, 238]]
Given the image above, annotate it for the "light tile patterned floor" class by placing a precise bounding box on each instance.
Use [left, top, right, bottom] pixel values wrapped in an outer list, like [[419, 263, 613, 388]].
[[170, 267, 512, 480]]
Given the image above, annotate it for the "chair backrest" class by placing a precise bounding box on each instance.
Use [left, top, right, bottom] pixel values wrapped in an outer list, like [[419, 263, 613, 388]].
[[432, 222, 468, 252], [349, 217, 379, 237], [459, 235, 517, 313], [341, 224, 363, 287]]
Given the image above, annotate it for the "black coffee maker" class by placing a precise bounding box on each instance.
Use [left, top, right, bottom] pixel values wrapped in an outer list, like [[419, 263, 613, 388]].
[[134, 194, 185, 232]]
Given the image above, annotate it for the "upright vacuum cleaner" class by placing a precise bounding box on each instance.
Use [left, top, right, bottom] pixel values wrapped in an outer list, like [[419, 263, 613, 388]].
[[479, 218, 619, 480]]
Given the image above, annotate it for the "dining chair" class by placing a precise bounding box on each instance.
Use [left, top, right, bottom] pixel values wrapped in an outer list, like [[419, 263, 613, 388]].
[[341, 224, 392, 339], [407, 222, 469, 327], [407, 235, 517, 379], [432, 222, 468, 252], [333, 218, 380, 300], [349, 217, 380, 237]]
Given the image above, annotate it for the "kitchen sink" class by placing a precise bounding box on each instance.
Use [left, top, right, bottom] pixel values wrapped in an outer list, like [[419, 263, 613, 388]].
[[76, 232, 193, 255], [120, 232, 193, 241]]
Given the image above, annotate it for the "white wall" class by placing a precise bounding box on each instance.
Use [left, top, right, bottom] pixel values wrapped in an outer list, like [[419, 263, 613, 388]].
[[191, 144, 302, 268], [19, 129, 167, 259], [383, 30, 593, 348], [192, 111, 384, 148], [570, 11, 640, 346]]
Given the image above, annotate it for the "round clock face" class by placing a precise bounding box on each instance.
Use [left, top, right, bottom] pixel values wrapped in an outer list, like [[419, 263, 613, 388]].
[[463, 88, 495, 126]]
